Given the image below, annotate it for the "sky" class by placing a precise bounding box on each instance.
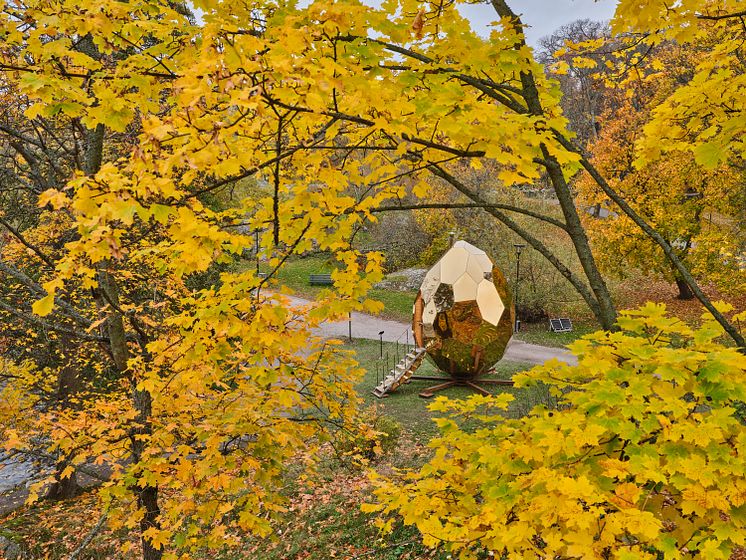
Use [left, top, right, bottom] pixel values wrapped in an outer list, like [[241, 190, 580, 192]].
[[197, 0, 619, 49], [458, 0, 618, 47]]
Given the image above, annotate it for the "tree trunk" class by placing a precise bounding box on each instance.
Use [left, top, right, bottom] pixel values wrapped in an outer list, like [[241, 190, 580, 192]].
[[45, 457, 82, 501], [538, 147, 618, 330], [132, 387, 161, 560], [99, 265, 162, 560], [139, 483, 162, 560], [675, 277, 694, 300], [489, 0, 618, 331], [83, 124, 105, 175], [47, 336, 83, 500], [84, 124, 162, 559]]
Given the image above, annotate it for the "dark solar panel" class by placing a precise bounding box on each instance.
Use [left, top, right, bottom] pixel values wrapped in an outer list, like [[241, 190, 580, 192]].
[[549, 318, 572, 333]]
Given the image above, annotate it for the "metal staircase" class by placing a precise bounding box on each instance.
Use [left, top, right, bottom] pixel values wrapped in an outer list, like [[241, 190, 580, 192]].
[[372, 347, 427, 398]]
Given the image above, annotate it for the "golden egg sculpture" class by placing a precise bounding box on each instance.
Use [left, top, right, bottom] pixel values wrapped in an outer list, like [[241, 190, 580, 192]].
[[412, 241, 514, 378]]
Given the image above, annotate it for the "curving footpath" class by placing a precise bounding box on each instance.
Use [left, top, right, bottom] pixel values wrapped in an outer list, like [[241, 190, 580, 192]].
[[282, 294, 578, 366]]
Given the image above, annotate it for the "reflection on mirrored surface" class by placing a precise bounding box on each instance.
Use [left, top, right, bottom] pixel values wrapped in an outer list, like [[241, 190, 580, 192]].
[[413, 241, 514, 378]]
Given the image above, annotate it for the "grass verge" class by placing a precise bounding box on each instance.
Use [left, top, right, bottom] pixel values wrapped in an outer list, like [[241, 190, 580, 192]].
[[514, 320, 597, 348], [249, 255, 416, 322]]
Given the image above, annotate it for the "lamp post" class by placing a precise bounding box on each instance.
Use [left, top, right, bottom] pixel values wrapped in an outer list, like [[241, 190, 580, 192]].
[[254, 229, 260, 277], [379, 330, 385, 358], [513, 243, 525, 333]]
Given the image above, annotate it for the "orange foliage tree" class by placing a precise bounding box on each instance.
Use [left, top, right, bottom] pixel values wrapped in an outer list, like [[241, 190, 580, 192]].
[[576, 44, 744, 299]]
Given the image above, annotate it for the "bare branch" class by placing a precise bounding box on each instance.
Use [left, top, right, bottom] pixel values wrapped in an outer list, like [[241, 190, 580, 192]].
[[427, 163, 603, 318], [0, 216, 56, 267], [0, 260, 93, 327], [0, 297, 108, 342], [696, 9, 746, 20], [69, 510, 109, 560], [372, 202, 568, 230]]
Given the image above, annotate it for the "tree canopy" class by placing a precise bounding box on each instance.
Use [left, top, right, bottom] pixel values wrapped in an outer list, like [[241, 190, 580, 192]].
[[0, 0, 744, 558]]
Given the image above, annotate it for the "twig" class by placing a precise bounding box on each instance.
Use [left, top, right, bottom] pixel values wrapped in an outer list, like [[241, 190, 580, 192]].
[[68, 509, 108, 560], [372, 202, 568, 231], [348, 539, 418, 559], [696, 9, 746, 20]]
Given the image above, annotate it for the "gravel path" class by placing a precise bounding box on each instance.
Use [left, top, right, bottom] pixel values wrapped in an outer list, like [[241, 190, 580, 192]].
[[284, 294, 578, 366]]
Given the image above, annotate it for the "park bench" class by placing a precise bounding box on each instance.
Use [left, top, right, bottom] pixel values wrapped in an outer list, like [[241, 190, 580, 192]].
[[309, 273, 333, 286]]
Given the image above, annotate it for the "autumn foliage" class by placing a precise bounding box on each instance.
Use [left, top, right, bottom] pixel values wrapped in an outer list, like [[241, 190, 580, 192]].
[[575, 42, 745, 298], [0, 0, 744, 558], [369, 304, 746, 559]]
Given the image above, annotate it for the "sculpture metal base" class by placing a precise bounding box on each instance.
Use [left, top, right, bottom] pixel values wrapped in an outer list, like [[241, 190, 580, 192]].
[[410, 375, 514, 399]]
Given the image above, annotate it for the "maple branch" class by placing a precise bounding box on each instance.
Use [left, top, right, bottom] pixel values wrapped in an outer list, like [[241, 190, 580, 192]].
[[0, 62, 175, 81], [400, 133, 486, 158], [97, 282, 151, 355], [256, 220, 313, 294], [32, 117, 78, 159], [371, 202, 568, 231], [261, 93, 487, 158], [696, 9, 746, 20], [69, 510, 109, 560], [0, 260, 93, 327], [190, 116, 340, 198], [486, 0, 619, 330], [0, 216, 56, 267], [0, 122, 46, 149], [357, 37, 528, 114], [192, 102, 478, 206], [7, 139, 53, 191], [552, 130, 746, 349], [272, 112, 285, 245], [112, 31, 178, 78], [427, 163, 604, 318], [0, 297, 108, 342]]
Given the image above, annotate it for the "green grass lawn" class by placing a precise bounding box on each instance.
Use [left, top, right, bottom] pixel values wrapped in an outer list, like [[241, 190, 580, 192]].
[[268, 254, 335, 296], [345, 338, 547, 438], [253, 255, 416, 322], [514, 319, 598, 348], [365, 289, 415, 322]]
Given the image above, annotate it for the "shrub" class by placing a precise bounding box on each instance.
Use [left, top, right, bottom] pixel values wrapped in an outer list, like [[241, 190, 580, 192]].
[[365, 212, 430, 273], [336, 407, 402, 466], [366, 304, 746, 559]]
